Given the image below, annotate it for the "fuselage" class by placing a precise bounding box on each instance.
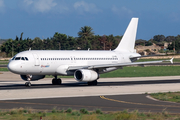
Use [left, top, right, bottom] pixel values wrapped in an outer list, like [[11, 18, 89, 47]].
[[8, 50, 140, 76]]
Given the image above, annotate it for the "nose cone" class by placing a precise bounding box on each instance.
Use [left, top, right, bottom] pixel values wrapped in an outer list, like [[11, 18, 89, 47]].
[[8, 62, 17, 73]]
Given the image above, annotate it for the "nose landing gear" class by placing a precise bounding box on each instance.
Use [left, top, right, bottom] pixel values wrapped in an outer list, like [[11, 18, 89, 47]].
[[25, 75, 32, 87], [25, 82, 31, 87]]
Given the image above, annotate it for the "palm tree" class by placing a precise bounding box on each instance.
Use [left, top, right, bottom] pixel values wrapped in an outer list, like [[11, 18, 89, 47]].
[[78, 26, 94, 49]]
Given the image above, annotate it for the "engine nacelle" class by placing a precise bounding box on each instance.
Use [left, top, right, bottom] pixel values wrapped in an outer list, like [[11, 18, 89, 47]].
[[20, 75, 45, 81], [74, 69, 98, 82]]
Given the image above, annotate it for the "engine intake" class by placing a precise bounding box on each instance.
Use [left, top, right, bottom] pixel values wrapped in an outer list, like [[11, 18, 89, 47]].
[[20, 75, 45, 81], [74, 69, 98, 82]]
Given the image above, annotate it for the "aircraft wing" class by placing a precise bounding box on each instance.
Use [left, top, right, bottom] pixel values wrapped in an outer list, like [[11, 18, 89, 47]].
[[68, 58, 173, 71]]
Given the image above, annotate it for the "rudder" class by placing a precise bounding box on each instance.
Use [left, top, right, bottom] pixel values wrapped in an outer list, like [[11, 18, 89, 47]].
[[114, 18, 139, 52]]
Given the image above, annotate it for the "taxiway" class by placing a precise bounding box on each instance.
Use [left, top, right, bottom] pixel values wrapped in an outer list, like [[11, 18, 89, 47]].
[[0, 72, 180, 113]]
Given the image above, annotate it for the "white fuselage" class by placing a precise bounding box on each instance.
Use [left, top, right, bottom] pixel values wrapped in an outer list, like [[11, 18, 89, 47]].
[[8, 50, 140, 76]]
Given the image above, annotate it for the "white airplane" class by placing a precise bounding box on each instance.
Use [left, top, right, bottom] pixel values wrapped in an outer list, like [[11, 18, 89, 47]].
[[8, 18, 173, 87]]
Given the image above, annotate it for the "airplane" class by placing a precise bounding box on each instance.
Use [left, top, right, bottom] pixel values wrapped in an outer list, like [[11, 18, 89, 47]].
[[7, 18, 173, 87]]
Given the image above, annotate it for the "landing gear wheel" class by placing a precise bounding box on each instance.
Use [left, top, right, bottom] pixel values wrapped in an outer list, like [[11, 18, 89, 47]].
[[52, 78, 57, 85], [88, 80, 97, 86], [52, 78, 62, 85], [25, 75, 32, 87], [25, 82, 31, 87], [57, 78, 62, 85]]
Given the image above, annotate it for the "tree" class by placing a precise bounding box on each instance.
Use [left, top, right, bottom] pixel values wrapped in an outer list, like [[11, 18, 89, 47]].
[[20, 32, 24, 40], [153, 35, 165, 42], [78, 26, 94, 49]]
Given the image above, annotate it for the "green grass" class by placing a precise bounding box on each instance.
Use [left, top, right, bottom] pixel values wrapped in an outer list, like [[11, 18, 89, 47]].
[[0, 68, 9, 71], [100, 66, 180, 77], [150, 92, 180, 103], [0, 60, 9, 65], [1, 108, 180, 120]]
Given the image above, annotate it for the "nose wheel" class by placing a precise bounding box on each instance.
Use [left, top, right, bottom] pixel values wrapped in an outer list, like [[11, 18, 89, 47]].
[[25, 82, 31, 87], [25, 75, 32, 87]]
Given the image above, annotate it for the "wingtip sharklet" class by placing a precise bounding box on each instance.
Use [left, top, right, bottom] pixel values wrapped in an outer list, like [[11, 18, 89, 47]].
[[170, 57, 174, 64], [164, 57, 174, 64]]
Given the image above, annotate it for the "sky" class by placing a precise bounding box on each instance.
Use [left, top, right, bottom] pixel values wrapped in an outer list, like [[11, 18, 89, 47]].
[[0, 0, 180, 40]]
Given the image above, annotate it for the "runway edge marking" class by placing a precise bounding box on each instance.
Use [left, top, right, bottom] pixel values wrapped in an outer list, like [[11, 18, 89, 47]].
[[100, 96, 180, 108]]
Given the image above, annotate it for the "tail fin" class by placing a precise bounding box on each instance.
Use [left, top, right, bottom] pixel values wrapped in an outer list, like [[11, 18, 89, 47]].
[[114, 18, 138, 52]]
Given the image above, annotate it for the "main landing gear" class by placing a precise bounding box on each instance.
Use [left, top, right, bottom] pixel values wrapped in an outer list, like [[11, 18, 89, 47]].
[[52, 76, 62, 85], [87, 80, 97, 86], [25, 75, 32, 87]]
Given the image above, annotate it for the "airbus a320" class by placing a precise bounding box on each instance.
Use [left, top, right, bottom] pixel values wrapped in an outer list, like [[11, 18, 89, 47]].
[[8, 18, 173, 87]]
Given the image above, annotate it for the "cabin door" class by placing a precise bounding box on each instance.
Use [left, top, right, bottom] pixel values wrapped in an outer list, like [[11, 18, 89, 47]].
[[33, 53, 40, 66]]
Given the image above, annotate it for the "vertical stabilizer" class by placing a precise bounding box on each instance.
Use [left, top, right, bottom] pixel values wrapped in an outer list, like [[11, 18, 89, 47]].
[[114, 18, 138, 52]]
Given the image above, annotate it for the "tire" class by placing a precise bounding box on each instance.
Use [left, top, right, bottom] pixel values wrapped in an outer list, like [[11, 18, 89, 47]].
[[57, 78, 62, 85], [27, 82, 31, 87], [25, 82, 27, 86], [25, 82, 31, 87], [88, 80, 97, 86], [52, 79, 57, 85]]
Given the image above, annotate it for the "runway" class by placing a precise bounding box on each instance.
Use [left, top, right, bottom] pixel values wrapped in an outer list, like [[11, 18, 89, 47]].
[[1, 72, 180, 113]]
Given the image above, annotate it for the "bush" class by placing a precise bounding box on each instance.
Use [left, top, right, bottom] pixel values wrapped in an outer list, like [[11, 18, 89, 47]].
[[80, 108, 89, 114], [23, 109, 27, 113], [95, 109, 103, 114], [52, 108, 57, 113], [10, 110, 18, 115], [173, 96, 180, 99], [71, 111, 81, 116], [66, 108, 72, 113]]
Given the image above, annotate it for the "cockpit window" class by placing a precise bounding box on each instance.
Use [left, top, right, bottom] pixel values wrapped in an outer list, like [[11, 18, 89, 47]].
[[12, 57, 15, 60], [12, 57, 28, 61], [21, 57, 25, 60], [25, 57, 28, 60], [15, 57, 21, 60]]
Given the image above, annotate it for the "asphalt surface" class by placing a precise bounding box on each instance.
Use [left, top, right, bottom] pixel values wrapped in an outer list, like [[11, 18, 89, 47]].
[[1, 72, 180, 113], [1, 79, 180, 90], [0, 94, 180, 113]]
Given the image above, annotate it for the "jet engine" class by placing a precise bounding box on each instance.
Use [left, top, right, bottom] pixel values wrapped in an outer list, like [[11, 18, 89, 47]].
[[20, 75, 45, 81], [74, 69, 98, 82]]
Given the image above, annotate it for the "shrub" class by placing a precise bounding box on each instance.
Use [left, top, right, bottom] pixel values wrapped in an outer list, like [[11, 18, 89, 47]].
[[71, 111, 81, 116], [52, 108, 57, 113], [66, 108, 72, 113], [95, 109, 103, 114], [80, 108, 89, 114]]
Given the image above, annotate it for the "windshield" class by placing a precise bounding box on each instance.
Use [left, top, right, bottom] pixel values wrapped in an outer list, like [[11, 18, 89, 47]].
[[12, 57, 29, 61]]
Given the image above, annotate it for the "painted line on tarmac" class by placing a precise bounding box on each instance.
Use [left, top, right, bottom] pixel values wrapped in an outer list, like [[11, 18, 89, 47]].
[[100, 96, 180, 108]]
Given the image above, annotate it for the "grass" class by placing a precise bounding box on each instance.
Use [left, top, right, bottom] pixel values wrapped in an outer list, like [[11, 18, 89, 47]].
[[100, 66, 180, 77], [150, 91, 180, 103], [1, 108, 180, 120], [0, 68, 9, 71], [2, 66, 180, 77], [0, 60, 9, 65]]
